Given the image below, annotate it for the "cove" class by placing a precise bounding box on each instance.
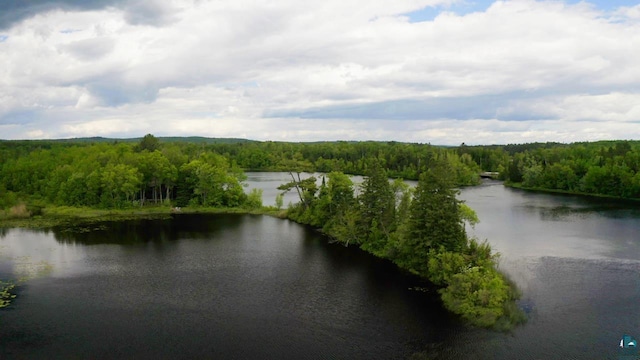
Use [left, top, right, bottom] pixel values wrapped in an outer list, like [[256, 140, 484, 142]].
[[0, 214, 457, 359]]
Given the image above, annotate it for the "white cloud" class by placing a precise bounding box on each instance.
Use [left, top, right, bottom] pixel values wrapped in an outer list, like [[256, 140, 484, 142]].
[[0, 0, 639, 144], [547, 93, 640, 122]]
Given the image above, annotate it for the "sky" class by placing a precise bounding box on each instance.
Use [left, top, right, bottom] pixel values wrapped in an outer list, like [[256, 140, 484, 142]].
[[1, 0, 640, 145]]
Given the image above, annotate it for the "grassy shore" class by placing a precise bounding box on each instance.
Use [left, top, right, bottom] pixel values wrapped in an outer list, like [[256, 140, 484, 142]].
[[0, 204, 287, 230]]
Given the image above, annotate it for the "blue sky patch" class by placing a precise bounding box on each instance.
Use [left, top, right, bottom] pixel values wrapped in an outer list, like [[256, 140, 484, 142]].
[[565, 0, 640, 11], [404, 7, 440, 23], [0, 35, 8, 43], [405, 0, 640, 23], [405, 1, 492, 23]]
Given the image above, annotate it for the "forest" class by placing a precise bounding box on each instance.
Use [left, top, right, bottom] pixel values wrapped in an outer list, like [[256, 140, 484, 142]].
[[0, 135, 483, 211], [3, 136, 639, 211], [458, 140, 640, 199]]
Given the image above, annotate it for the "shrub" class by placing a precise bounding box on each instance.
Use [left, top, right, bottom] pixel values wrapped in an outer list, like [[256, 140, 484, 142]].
[[439, 266, 510, 328], [243, 188, 263, 209]]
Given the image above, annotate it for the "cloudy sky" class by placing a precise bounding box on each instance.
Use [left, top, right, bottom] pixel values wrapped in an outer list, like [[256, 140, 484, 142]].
[[1, 0, 639, 144]]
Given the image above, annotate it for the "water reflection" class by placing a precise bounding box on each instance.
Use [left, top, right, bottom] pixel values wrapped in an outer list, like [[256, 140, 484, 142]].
[[457, 182, 640, 261], [1, 214, 463, 359], [52, 214, 243, 245], [517, 200, 640, 222]]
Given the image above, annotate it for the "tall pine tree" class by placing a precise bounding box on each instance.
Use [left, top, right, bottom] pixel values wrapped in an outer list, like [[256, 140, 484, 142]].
[[403, 158, 467, 275]]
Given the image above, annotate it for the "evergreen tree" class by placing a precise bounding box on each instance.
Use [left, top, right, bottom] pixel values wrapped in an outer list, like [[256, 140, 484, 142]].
[[358, 160, 395, 254], [403, 159, 467, 275], [136, 134, 160, 152]]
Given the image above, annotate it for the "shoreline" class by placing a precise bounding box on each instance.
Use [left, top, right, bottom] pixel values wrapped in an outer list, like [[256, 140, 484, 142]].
[[0, 205, 287, 230], [504, 182, 640, 203]]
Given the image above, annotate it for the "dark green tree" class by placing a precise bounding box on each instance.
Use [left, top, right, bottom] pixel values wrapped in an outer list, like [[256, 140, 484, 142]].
[[402, 159, 467, 275], [137, 134, 160, 152]]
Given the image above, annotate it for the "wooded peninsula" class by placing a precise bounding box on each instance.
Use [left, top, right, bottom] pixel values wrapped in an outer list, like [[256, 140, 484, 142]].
[[2, 135, 639, 329]]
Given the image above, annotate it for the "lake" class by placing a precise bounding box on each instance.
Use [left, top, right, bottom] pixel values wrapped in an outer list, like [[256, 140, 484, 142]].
[[1, 173, 639, 359]]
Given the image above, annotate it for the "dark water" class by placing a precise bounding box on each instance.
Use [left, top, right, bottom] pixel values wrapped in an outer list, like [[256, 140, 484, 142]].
[[1, 175, 639, 359], [0, 214, 454, 359]]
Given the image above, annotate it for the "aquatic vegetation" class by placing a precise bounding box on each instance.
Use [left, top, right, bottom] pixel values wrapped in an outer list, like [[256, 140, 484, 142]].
[[0, 281, 16, 308], [0, 254, 54, 308]]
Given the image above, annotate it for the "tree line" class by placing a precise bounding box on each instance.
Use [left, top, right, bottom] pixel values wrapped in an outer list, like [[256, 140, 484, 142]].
[[209, 140, 482, 184], [0, 135, 485, 211], [5, 135, 637, 212], [459, 140, 640, 198], [0, 134, 261, 210]]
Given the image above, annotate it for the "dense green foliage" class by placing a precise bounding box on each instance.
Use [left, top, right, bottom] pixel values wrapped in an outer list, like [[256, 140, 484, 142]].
[[18, 136, 640, 201], [0, 138, 483, 185], [0, 135, 253, 211], [460, 140, 640, 199], [0, 136, 485, 214], [282, 157, 522, 329], [213, 140, 482, 184]]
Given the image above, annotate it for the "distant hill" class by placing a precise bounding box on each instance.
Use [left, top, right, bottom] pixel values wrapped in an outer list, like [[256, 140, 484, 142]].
[[0, 136, 256, 144], [156, 136, 256, 144]]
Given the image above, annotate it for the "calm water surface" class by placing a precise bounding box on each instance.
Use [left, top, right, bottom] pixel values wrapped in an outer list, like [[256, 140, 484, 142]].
[[0, 214, 452, 359], [1, 174, 639, 359], [456, 181, 640, 359]]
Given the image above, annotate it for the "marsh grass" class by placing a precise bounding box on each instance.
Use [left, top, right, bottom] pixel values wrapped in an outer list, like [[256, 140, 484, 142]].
[[0, 204, 286, 230], [8, 203, 30, 218]]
